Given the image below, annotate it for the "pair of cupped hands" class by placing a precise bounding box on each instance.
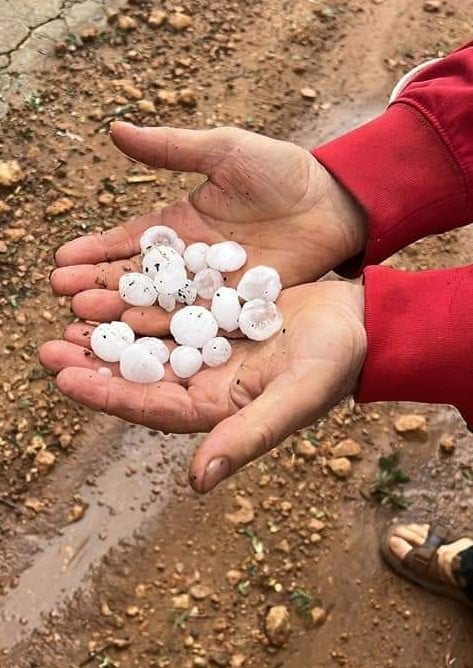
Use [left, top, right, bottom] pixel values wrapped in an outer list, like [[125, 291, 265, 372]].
[[40, 122, 368, 493]]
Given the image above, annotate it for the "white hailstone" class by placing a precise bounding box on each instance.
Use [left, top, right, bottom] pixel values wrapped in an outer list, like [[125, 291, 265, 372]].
[[237, 265, 282, 302], [238, 299, 283, 341], [119, 272, 157, 307], [202, 337, 232, 367], [97, 367, 113, 377], [170, 346, 203, 379], [170, 306, 218, 348], [136, 337, 170, 364], [120, 343, 165, 384], [175, 279, 197, 306], [206, 241, 247, 272], [211, 287, 241, 332], [91, 321, 135, 362], [154, 262, 187, 294], [139, 225, 179, 253], [183, 242, 209, 274], [193, 267, 224, 300], [173, 237, 186, 255], [158, 292, 176, 313], [142, 245, 184, 280]]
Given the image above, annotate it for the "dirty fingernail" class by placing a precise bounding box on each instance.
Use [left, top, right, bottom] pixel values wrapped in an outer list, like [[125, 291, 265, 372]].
[[202, 457, 231, 493]]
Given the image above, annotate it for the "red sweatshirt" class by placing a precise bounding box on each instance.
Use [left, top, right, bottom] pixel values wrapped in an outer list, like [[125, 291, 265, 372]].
[[313, 42, 473, 427]]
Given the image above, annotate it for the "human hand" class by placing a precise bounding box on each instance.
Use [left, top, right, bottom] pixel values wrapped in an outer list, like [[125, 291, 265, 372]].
[[40, 281, 366, 493], [50, 123, 366, 334]]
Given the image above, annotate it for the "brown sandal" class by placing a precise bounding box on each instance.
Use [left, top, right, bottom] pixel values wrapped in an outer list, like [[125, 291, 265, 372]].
[[381, 523, 473, 609]]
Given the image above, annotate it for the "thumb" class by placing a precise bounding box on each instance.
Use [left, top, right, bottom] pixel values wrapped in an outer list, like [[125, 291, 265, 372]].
[[189, 377, 333, 494], [110, 121, 241, 176]]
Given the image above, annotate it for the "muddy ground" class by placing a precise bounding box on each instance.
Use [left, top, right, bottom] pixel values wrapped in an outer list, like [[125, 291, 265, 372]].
[[1, 0, 473, 666]]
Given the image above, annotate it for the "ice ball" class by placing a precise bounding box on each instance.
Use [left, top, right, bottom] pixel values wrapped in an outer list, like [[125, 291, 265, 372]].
[[175, 279, 197, 306], [183, 242, 209, 274], [193, 267, 223, 300], [119, 272, 158, 307], [210, 287, 241, 333], [136, 337, 170, 364], [238, 299, 283, 341], [237, 266, 282, 302], [206, 241, 247, 272], [170, 306, 218, 348], [158, 292, 177, 313], [91, 321, 135, 362], [154, 262, 187, 294], [202, 337, 232, 367], [170, 346, 203, 379], [140, 225, 182, 254], [120, 343, 165, 383]]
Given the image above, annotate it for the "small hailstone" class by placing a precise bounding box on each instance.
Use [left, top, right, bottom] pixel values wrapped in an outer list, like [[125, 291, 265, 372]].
[[183, 242, 209, 274], [158, 292, 176, 313], [237, 265, 282, 302], [202, 337, 232, 367], [170, 346, 203, 379], [139, 225, 179, 253], [142, 245, 184, 280], [173, 237, 186, 255], [136, 337, 170, 364], [206, 241, 247, 272], [120, 343, 165, 383], [119, 272, 157, 307], [91, 321, 135, 362], [175, 279, 197, 306], [193, 267, 224, 300], [154, 262, 187, 294], [238, 299, 283, 341], [211, 287, 241, 332], [97, 366, 113, 377], [170, 306, 218, 348]]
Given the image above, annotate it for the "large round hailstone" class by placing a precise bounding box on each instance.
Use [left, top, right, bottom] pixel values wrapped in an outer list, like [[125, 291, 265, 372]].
[[238, 299, 283, 341], [237, 265, 282, 302], [158, 292, 176, 313], [175, 279, 197, 306], [142, 245, 184, 280], [211, 287, 241, 332], [193, 268, 224, 300], [206, 241, 247, 272], [170, 346, 203, 379], [170, 306, 218, 348], [154, 262, 187, 294], [91, 321, 135, 362], [119, 272, 157, 307], [183, 242, 209, 274], [136, 337, 170, 364], [202, 337, 232, 367], [120, 344, 165, 383], [140, 225, 181, 253]]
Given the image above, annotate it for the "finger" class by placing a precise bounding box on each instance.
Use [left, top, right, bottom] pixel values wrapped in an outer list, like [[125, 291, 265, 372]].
[[39, 340, 120, 375], [55, 212, 161, 267], [63, 322, 95, 347], [189, 376, 331, 494], [111, 122, 244, 175], [51, 258, 141, 295], [71, 290, 126, 321], [121, 306, 172, 336], [55, 368, 203, 430]]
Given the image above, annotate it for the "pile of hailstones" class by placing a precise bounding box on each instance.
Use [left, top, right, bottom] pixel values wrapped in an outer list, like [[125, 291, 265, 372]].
[[90, 225, 283, 383]]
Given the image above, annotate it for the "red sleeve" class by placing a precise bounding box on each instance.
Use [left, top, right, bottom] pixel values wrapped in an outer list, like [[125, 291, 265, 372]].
[[312, 42, 473, 277], [357, 264, 473, 428]]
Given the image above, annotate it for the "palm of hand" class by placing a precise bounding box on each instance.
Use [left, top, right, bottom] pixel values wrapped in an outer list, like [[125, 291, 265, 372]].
[[40, 282, 365, 492], [52, 124, 364, 333]]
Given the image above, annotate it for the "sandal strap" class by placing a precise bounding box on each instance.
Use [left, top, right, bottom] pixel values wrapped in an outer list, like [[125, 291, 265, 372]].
[[402, 524, 452, 581]]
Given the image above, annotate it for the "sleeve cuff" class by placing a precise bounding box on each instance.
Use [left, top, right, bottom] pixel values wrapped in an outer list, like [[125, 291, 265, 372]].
[[356, 265, 473, 427], [312, 103, 471, 277]]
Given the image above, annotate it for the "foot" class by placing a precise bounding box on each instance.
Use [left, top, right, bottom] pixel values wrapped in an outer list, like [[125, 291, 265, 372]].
[[386, 522, 473, 589]]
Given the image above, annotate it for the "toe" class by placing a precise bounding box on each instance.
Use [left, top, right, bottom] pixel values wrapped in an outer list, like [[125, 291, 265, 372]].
[[388, 535, 412, 562], [393, 523, 429, 546]]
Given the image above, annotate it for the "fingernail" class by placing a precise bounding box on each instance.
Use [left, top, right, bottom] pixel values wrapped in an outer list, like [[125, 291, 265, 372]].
[[202, 457, 231, 493]]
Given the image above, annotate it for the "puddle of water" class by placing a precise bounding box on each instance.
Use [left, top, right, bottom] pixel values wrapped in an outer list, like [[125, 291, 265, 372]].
[[0, 426, 197, 651]]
